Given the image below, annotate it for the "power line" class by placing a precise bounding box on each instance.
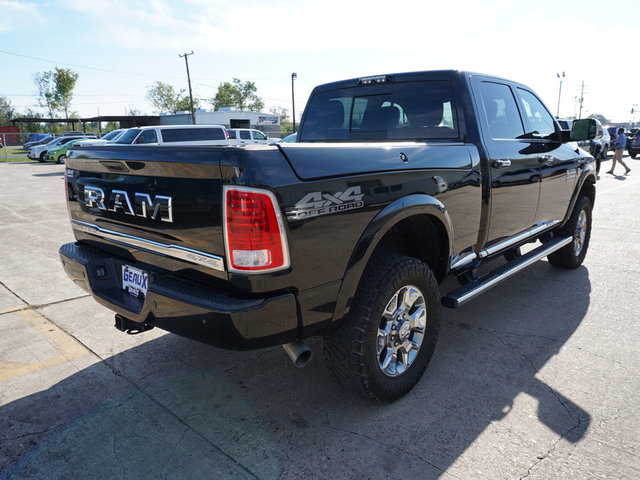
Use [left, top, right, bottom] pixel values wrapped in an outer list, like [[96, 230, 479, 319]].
[[0, 49, 282, 84]]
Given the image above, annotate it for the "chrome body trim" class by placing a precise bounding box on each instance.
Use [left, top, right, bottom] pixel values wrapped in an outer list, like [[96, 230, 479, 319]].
[[479, 221, 561, 258], [454, 236, 572, 307], [450, 252, 477, 270], [71, 220, 225, 272]]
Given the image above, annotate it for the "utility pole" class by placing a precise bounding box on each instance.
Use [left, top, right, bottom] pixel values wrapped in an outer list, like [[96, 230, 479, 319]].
[[291, 72, 297, 133], [556, 72, 565, 119], [578, 80, 585, 119], [179, 51, 196, 125]]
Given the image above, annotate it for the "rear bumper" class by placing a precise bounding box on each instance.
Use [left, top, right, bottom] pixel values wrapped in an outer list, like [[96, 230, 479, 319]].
[[59, 242, 299, 350]]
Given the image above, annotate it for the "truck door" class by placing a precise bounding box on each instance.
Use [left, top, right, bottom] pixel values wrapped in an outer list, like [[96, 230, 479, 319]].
[[473, 78, 540, 244], [514, 87, 578, 225]]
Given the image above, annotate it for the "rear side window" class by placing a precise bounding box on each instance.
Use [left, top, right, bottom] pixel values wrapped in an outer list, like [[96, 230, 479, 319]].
[[239, 130, 251, 140], [228, 130, 237, 139], [479, 82, 525, 140], [299, 81, 459, 142], [161, 128, 226, 142]]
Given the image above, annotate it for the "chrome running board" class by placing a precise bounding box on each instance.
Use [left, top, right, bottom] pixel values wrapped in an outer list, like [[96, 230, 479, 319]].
[[441, 236, 572, 309]]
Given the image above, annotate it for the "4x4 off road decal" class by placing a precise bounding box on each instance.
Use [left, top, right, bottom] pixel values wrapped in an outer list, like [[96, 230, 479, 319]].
[[287, 186, 365, 220]]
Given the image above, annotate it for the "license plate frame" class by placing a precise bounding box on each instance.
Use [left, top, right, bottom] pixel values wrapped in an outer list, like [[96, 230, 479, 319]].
[[121, 265, 148, 298]]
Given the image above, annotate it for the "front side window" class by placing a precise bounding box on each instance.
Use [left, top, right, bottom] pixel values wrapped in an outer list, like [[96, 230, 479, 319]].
[[299, 81, 458, 142], [517, 88, 556, 139], [252, 130, 266, 140], [115, 129, 141, 144], [479, 82, 525, 140], [239, 130, 251, 140], [138, 129, 158, 144]]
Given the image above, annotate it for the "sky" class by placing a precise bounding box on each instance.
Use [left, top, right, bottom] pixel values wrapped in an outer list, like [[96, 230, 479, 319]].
[[1, 0, 639, 125]]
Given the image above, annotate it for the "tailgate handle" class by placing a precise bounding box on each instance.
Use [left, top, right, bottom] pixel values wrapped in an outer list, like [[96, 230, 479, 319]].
[[100, 160, 130, 173]]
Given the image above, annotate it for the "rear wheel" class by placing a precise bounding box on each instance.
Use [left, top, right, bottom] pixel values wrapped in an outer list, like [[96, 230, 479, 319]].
[[323, 253, 440, 402], [631, 150, 637, 159], [57, 154, 66, 165], [547, 195, 592, 268]]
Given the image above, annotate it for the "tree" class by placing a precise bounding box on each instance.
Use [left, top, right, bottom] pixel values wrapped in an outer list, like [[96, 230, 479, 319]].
[[0, 95, 15, 125], [35, 71, 56, 118], [34, 67, 79, 119], [588, 113, 609, 125], [53, 67, 79, 119], [146, 81, 199, 114], [211, 78, 264, 112]]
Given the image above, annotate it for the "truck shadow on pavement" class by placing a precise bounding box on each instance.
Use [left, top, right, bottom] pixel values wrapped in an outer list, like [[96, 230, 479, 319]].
[[1, 262, 591, 479]]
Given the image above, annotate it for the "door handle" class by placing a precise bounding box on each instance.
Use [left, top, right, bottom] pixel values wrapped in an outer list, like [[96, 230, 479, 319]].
[[492, 159, 511, 168], [539, 155, 554, 163]]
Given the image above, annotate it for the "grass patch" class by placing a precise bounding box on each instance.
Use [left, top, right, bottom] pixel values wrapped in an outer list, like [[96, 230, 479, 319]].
[[1, 146, 34, 163]]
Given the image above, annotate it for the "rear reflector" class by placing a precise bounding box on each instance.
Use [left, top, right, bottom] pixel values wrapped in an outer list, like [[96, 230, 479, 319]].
[[223, 186, 290, 273]]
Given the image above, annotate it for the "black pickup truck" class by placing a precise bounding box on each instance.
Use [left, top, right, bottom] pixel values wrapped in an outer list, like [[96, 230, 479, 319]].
[[60, 70, 597, 401]]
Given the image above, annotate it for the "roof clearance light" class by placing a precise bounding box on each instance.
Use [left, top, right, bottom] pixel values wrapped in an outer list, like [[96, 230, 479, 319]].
[[359, 75, 390, 85]]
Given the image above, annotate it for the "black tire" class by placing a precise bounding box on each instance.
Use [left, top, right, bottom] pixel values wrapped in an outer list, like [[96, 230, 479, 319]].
[[631, 151, 637, 159], [57, 154, 66, 165], [323, 253, 440, 402], [547, 196, 592, 269], [596, 157, 601, 174], [38, 151, 47, 163]]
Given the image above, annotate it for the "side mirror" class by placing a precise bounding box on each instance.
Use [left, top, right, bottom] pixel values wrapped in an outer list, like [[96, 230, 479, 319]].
[[570, 119, 597, 142]]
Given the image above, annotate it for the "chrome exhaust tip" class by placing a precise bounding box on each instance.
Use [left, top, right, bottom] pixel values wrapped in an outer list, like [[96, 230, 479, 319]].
[[282, 341, 312, 368]]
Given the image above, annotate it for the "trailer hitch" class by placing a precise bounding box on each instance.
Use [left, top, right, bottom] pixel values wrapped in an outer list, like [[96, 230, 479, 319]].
[[114, 314, 154, 335]]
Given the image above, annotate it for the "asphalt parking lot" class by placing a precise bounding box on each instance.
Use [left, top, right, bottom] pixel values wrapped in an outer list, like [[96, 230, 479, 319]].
[[1, 156, 639, 480]]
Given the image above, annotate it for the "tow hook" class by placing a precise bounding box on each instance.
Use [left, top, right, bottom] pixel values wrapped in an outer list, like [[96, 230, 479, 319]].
[[114, 314, 154, 335]]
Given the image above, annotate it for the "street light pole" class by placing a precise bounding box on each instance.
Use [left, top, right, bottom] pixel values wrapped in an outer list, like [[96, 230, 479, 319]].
[[291, 72, 297, 133], [179, 51, 196, 125], [556, 72, 565, 119]]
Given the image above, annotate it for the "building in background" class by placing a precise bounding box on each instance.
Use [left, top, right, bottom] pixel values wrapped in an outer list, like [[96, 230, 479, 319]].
[[159, 108, 280, 136]]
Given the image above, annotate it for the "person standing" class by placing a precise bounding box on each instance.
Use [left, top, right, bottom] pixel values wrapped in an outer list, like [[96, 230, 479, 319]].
[[607, 128, 631, 175]]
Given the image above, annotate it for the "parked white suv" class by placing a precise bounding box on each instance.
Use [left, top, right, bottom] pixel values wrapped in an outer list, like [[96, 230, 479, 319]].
[[113, 125, 229, 146], [227, 128, 279, 145]]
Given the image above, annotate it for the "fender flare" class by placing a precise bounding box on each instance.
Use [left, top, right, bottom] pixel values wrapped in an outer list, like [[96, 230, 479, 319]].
[[330, 194, 454, 323], [560, 165, 597, 228]]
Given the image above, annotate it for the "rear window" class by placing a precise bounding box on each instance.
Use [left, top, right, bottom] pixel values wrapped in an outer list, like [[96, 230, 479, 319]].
[[161, 127, 226, 142], [299, 80, 459, 142]]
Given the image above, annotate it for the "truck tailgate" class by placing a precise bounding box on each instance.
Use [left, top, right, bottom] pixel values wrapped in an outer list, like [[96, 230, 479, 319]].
[[66, 145, 226, 278]]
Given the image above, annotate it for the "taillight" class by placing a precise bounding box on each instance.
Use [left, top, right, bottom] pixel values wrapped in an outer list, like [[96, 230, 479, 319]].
[[223, 186, 290, 273]]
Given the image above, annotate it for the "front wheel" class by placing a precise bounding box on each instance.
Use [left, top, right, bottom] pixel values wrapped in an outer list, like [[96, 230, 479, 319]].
[[547, 196, 592, 268], [323, 254, 440, 402], [38, 151, 47, 163]]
